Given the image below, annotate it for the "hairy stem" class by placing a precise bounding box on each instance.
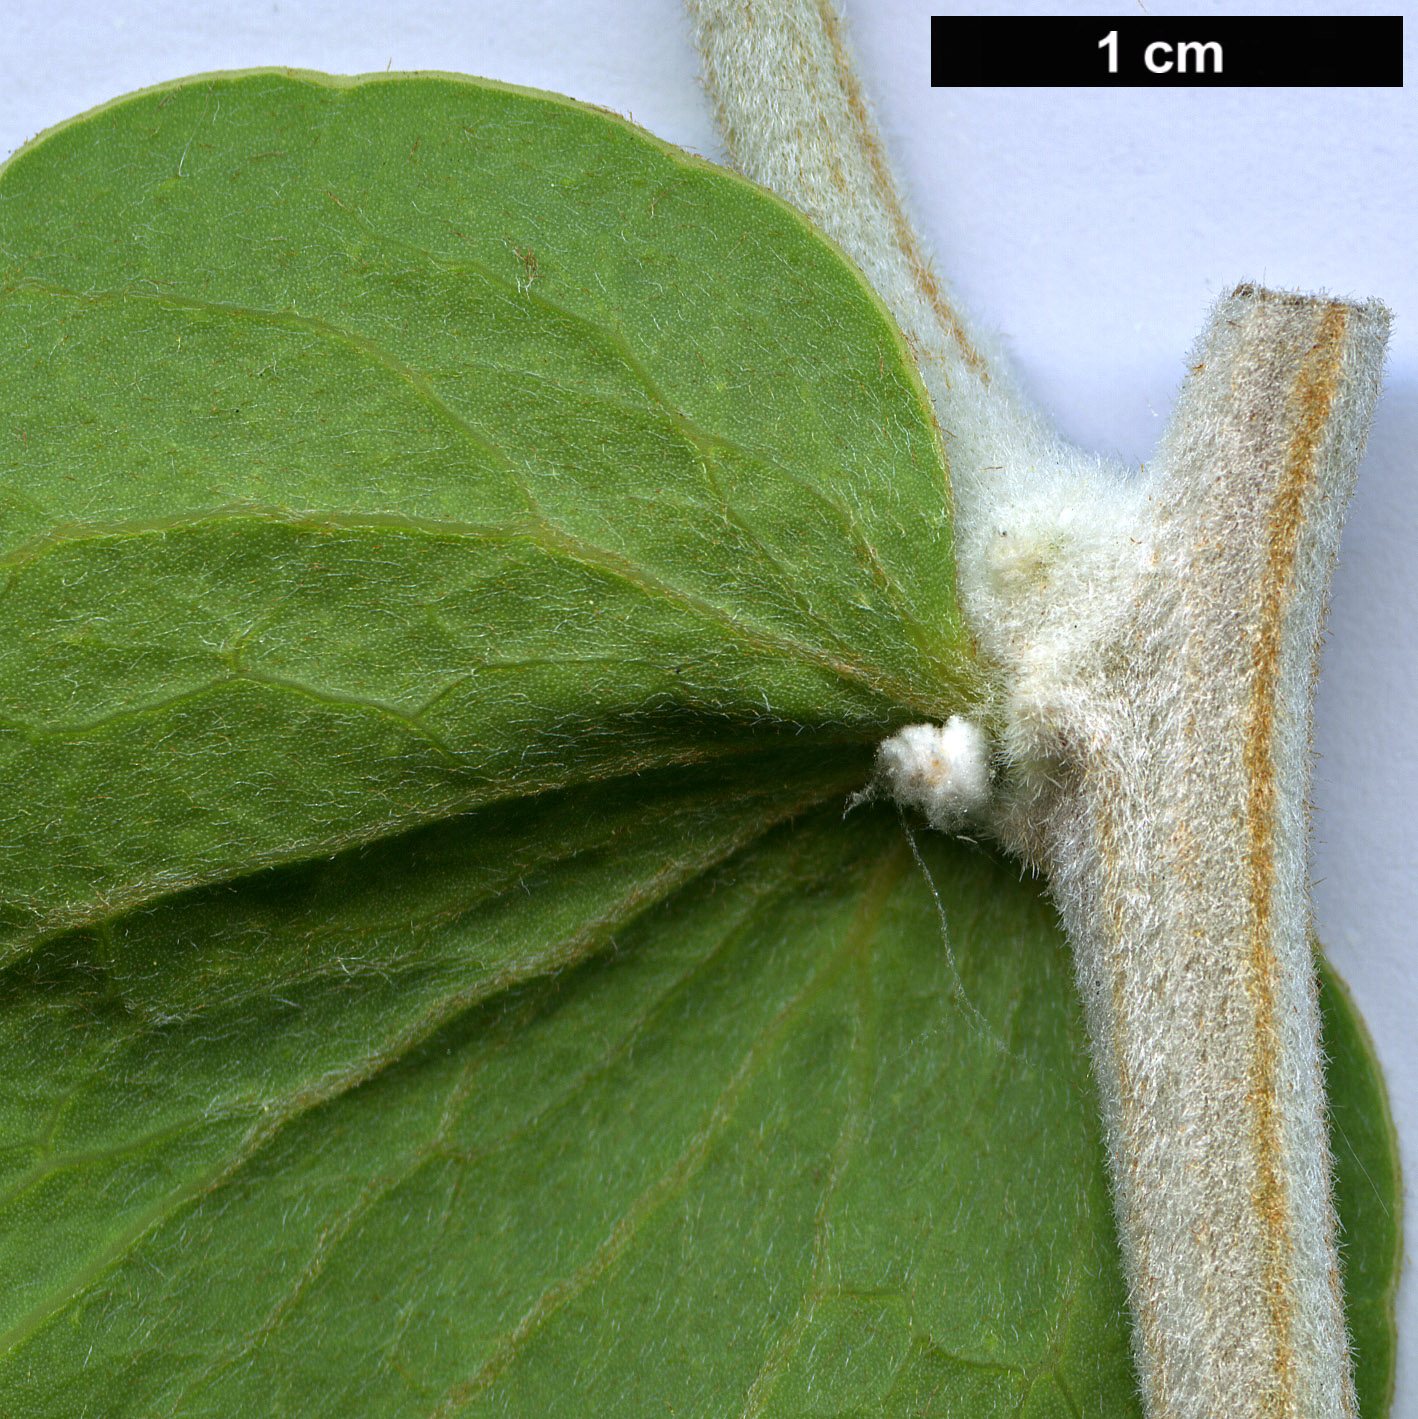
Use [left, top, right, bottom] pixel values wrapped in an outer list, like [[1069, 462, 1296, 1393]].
[[1002, 288, 1388, 1418], [685, 2, 1391, 1415]]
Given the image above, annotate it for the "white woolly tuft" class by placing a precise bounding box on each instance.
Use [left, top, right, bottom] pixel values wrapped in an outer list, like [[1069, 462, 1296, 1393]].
[[873, 717, 991, 828], [962, 455, 1160, 770]]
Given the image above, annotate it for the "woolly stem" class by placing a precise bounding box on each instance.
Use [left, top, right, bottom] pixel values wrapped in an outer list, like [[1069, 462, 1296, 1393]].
[[1007, 288, 1388, 1419], [685, 3, 1391, 1416]]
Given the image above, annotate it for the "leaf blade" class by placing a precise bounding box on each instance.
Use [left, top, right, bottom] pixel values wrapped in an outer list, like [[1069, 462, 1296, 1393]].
[[1, 808, 1127, 1416], [0, 69, 976, 956]]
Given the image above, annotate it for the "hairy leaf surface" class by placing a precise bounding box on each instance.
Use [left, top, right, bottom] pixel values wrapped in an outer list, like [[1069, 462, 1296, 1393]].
[[0, 70, 973, 955]]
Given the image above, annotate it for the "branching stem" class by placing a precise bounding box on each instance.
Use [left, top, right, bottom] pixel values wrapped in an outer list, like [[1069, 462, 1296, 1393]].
[[685, 3, 1391, 1415]]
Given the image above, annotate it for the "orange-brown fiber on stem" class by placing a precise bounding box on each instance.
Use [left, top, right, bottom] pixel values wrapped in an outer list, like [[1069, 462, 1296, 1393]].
[[1243, 299, 1349, 1410]]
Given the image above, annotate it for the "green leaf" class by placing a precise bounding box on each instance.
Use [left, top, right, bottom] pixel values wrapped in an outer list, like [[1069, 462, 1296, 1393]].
[[1319, 954, 1404, 1419], [0, 70, 1399, 1417], [0, 799, 1396, 1415], [0, 69, 976, 957], [0, 794, 1136, 1416]]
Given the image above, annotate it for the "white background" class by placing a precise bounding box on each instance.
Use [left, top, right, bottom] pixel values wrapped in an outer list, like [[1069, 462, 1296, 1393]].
[[2, 0, 1414, 1409]]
